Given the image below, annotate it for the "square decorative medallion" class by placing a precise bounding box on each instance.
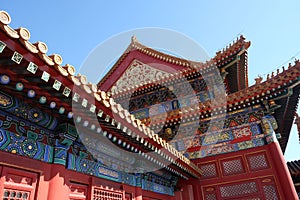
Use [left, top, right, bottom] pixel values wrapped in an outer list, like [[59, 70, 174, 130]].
[[63, 87, 71, 97], [73, 93, 80, 102], [41, 71, 50, 82], [27, 62, 38, 74], [11, 51, 23, 64], [82, 99, 88, 107], [90, 104, 96, 113], [53, 80, 62, 91], [0, 41, 6, 53], [97, 109, 104, 117]]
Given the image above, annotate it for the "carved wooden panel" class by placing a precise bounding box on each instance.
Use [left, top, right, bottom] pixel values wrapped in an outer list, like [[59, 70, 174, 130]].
[[221, 157, 245, 176], [111, 59, 171, 92], [69, 182, 88, 200], [92, 186, 123, 200], [0, 166, 38, 200], [246, 153, 269, 171]]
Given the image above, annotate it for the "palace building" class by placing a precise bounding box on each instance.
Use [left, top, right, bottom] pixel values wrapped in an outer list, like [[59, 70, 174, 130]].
[[0, 10, 299, 199]]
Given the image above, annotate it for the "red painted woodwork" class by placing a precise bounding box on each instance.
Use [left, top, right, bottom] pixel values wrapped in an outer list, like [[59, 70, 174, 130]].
[[69, 182, 88, 200], [0, 167, 38, 200], [125, 193, 132, 200], [0, 10, 298, 200], [0, 143, 297, 199], [0, 151, 175, 200], [92, 186, 123, 200], [174, 142, 298, 200]]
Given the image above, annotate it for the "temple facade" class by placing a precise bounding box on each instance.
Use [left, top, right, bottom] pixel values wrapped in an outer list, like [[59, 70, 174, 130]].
[[0, 10, 299, 200]]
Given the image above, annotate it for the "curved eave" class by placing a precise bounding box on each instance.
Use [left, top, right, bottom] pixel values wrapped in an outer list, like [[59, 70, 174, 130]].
[[287, 160, 300, 178], [0, 10, 202, 179], [97, 39, 193, 91], [98, 35, 250, 94], [275, 83, 300, 152], [144, 62, 300, 128]]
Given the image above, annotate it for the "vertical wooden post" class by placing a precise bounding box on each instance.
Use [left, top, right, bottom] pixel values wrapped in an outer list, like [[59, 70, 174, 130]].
[[268, 142, 298, 199], [47, 164, 70, 200], [134, 187, 143, 200]]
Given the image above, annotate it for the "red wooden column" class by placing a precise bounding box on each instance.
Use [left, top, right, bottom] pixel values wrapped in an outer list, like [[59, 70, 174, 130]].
[[268, 142, 298, 199], [134, 187, 143, 200], [181, 184, 194, 200], [47, 164, 70, 200], [36, 163, 51, 200], [174, 191, 183, 200]]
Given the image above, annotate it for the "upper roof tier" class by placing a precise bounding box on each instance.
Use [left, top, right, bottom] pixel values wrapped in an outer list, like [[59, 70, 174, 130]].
[[97, 34, 251, 93]]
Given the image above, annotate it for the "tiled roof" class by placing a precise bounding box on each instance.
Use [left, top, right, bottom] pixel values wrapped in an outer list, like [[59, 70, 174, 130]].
[[0, 10, 202, 179], [288, 160, 300, 177], [98, 34, 250, 93]]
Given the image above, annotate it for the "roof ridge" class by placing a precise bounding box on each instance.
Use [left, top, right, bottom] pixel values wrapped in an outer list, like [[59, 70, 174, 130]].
[[214, 35, 251, 64], [98, 34, 251, 91], [227, 60, 300, 102]]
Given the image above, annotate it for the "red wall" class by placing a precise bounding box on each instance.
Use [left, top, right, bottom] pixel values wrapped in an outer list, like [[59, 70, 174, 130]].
[[175, 142, 297, 200], [0, 142, 297, 199], [0, 150, 174, 200]]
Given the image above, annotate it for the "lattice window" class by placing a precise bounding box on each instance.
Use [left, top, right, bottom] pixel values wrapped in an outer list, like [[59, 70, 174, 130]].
[[200, 163, 217, 178], [92, 187, 123, 200], [222, 158, 244, 176], [247, 154, 269, 171], [205, 193, 216, 200], [263, 185, 278, 200], [220, 182, 257, 198], [0, 167, 37, 200], [3, 189, 29, 200]]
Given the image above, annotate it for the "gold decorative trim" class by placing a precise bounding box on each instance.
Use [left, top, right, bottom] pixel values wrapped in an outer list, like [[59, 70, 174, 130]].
[[262, 178, 272, 183], [201, 175, 274, 188], [205, 187, 215, 192]]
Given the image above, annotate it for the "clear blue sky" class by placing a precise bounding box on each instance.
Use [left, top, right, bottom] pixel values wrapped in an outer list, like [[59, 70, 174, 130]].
[[2, 1, 300, 161]]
